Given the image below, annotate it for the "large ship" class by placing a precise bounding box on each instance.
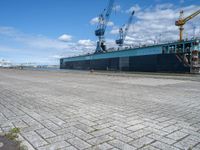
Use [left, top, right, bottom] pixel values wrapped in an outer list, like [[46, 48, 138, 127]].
[[60, 1, 200, 73]]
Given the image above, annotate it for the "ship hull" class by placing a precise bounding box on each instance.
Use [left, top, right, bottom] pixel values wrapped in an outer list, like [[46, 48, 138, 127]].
[[60, 53, 190, 73]]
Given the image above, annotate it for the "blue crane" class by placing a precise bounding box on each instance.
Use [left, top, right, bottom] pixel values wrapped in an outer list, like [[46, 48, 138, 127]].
[[116, 10, 135, 47], [95, 0, 115, 53]]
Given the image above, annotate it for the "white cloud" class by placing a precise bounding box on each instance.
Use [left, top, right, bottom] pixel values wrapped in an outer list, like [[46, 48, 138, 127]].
[[110, 26, 120, 35], [90, 17, 99, 25], [90, 17, 114, 26], [126, 4, 141, 13], [58, 34, 72, 42], [113, 3, 200, 46], [0, 26, 97, 64], [78, 39, 95, 47], [107, 21, 114, 26]]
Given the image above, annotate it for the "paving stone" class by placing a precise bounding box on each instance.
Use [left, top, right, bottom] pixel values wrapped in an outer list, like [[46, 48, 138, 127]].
[[127, 124, 146, 132], [89, 143, 113, 150], [40, 119, 61, 131], [21, 124, 45, 133], [109, 131, 133, 142], [50, 117, 66, 126], [161, 125, 181, 133], [127, 120, 143, 126], [13, 120, 28, 128], [92, 123, 113, 130], [60, 146, 78, 150], [109, 139, 137, 150], [152, 141, 180, 150], [91, 128, 113, 137], [87, 135, 114, 145], [38, 141, 70, 150], [139, 145, 160, 150], [1, 69, 200, 150], [70, 127, 93, 140], [173, 137, 199, 150], [129, 136, 155, 148], [110, 126, 132, 134], [22, 131, 48, 148], [74, 123, 95, 133], [68, 137, 91, 150], [166, 131, 188, 141], [147, 133, 176, 145], [36, 128, 56, 139], [187, 135, 200, 142], [128, 128, 152, 139], [146, 127, 168, 136]]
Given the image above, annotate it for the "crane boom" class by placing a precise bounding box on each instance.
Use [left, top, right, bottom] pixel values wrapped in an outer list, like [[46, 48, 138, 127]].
[[116, 11, 135, 47], [104, 0, 114, 30], [95, 0, 114, 53], [184, 10, 200, 22], [124, 11, 135, 40], [175, 9, 200, 41]]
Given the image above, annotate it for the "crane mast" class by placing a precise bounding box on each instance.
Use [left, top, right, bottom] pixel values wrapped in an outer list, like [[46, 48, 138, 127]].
[[116, 11, 135, 47], [95, 0, 114, 53], [175, 9, 200, 41]]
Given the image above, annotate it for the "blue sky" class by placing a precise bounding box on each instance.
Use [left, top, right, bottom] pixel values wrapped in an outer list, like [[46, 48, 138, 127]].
[[0, 0, 200, 65]]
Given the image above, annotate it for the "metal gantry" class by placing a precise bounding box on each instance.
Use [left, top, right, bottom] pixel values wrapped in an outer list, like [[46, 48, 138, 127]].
[[116, 10, 135, 47], [175, 9, 200, 41], [95, 0, 115, 53]]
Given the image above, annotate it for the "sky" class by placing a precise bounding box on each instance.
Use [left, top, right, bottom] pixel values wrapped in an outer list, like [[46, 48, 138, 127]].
[[0, 0, 200, 65]]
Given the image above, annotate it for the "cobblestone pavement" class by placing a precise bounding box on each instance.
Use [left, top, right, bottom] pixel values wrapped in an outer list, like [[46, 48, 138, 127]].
[[0, 69, 200, 150]]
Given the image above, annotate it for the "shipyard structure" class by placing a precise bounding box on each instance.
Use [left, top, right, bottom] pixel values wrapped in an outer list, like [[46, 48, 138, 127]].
[[60, 0, 200, 73]]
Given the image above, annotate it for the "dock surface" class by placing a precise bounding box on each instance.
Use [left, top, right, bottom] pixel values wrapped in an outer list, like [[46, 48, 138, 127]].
[[0, 69, 200, 150]]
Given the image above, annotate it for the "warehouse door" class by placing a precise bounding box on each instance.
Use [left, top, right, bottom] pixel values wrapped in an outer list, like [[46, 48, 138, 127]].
[[119, 57, 129, 71]]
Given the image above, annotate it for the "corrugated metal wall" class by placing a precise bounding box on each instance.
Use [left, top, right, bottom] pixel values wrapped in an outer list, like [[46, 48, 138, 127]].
[[60, 54, 190, 73]]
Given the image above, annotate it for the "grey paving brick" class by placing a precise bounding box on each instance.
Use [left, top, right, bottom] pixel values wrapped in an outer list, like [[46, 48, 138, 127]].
[[13, 120, 28, 128], [187, 135, 200, 142], [38, 141, 70, 150], [161, 125, 181, 133], [109, 139, 137, 150], [1, 69, 200, 150], [110, 126, 132, 134], [21, 124, 45, 133], [36, 128, 56, 139], [60, 146, 78, 150], [152, 141, 180, 150], [46, 133, 74, 143], [74, 123, 95, 133], [91, 128, 113, 137], [89, 143, 113, 150], [22, 131, 48, 148], [40, 119, 61, 131], [167, 131, 188, 141], [147, 133, 176, 145], [127, 124, 146, 132], [68, 137, 91, 150], [109, 131, 133, 142], [128, 128, 152, 139], [92, 123, 113, 130], [129, 136, 155, 148], [70, 127, 93, 140], [127, 119, 143, 126], [173, 137, 199, 150], [87, 135, 114, 145], [139, 145, 160, 150]]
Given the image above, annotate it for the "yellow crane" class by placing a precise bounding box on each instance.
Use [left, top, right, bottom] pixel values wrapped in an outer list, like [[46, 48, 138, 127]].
[[175, 9, 200, 41]]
